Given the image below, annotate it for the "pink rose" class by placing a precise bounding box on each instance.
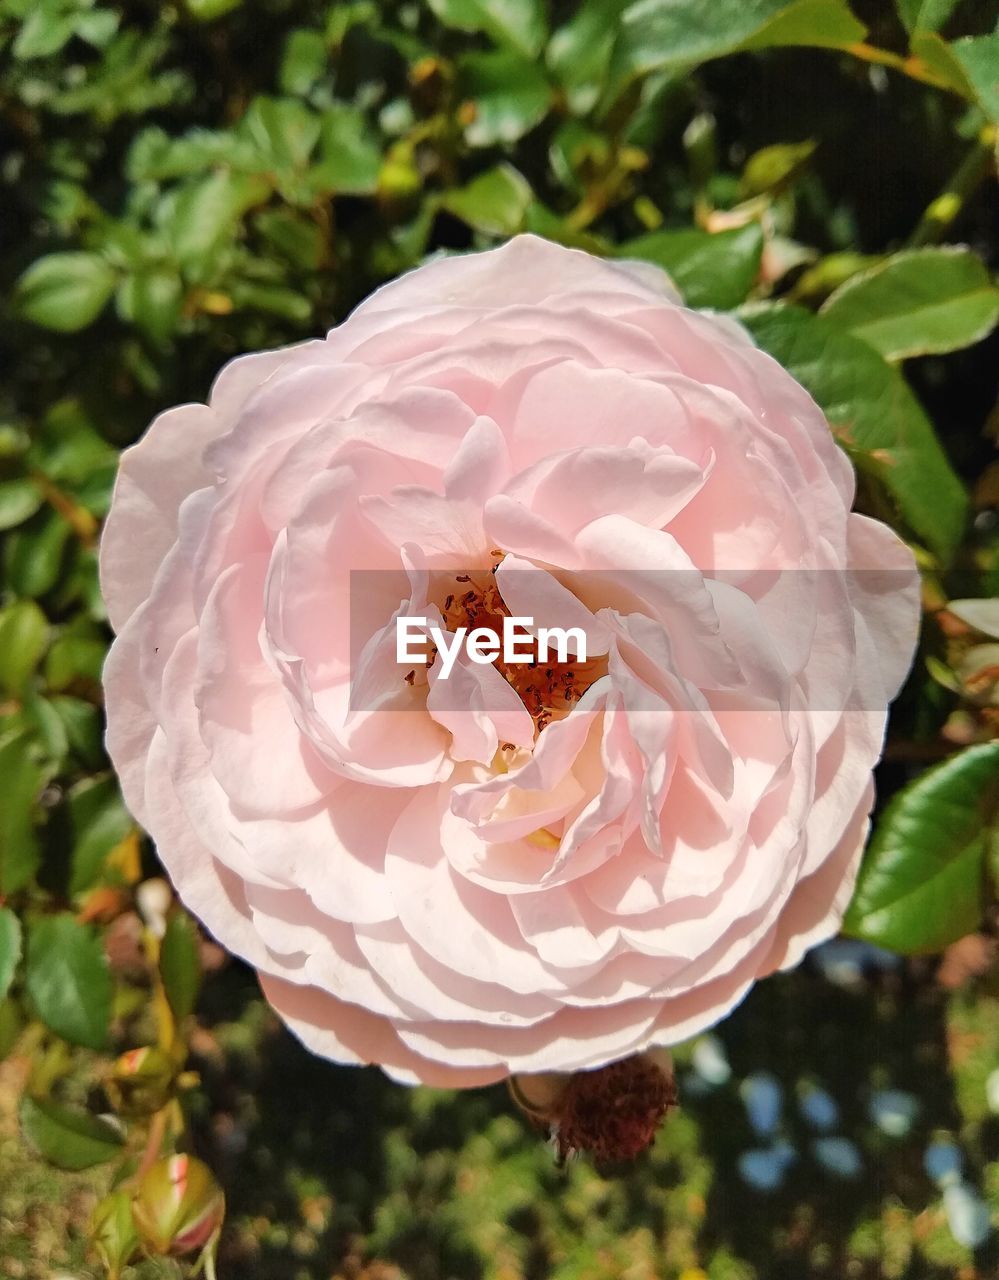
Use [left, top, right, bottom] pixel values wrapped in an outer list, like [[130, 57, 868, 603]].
[[102, 236, 919, 1087]]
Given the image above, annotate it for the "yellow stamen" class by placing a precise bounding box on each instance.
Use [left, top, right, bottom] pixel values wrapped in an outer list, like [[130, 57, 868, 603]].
[[525, 827, 560, 850]]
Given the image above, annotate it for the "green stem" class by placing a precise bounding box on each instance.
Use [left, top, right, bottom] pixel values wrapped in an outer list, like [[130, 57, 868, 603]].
[[907, 126, 997, 249], [564, 148, 647, 233], [134, 1105, 169, 1184]]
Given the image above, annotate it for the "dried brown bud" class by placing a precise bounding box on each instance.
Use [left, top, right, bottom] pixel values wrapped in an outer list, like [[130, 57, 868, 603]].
[[510, 1049, 677, 1164], [103, 911, 146, 978]]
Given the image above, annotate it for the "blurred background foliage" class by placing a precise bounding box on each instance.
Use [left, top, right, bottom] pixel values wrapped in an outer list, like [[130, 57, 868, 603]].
[[1, 0, 999, 1276]]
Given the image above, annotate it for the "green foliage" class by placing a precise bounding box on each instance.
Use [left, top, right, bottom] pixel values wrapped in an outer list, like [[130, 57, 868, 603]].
[[948, 34, 999, 120], [25, 914, 112, 1049], [13, 253, 117, 332], [622, 222, 765, 308], [19, 1095, 125, 1171], [66, 775, 133, 896], [820, 246, 999, 359], [160, 912, 203, 1025], [0, 601, 48, 695], [845, 741, 999, 952], [1, 0, 998, 1274], [896, 0, 961, 33], [739, 302, 969, 560], [428, 0, 547, 58], [0, 729, 51, 895], [607, 0, 867, 101], [741, 139, 818, 196], [458, 49, 551, 146], [0, 907, 22, 1002], [442, 162, 533, 233]]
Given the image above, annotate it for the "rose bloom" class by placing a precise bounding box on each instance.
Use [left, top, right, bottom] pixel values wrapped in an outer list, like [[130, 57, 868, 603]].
[[102, 236, 919, 1087]]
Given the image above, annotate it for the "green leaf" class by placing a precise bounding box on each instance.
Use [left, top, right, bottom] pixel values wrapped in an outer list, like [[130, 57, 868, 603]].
[[116, 269, 184, 346], [325, 0, 379, 47], [280, 29, 328, 96], [741, 140, 817, 197], [239, 96, 321, 174], [26, 914, 112, 1050], [820, 247, 999, 360], [791, 250, 884, 303], [12, 8, 78, 59], [127, 126, 257, 182], [4, 510, 72, 598], [44, 633, 108, 691], [739, 0, 868, 50], [30, 399, 118, 488], [160, 913, 202, 1024], [0, 601, 48, 696], [167, 171, 269, 274], [22, 690, 69, 768], [909, 31, 977, 102], [374, 204, 438, 275], [0, 908, 22, 1002], [442, 163, 532, 236], [0, 730, 48, 895], [75, 9, 119, 48], [20, 1095, 124, 1171], [184, 0, 243, 19], [0, 998, 24, 1060], [427, 0, 547, 59], [13, 253, 116, 333], [0, 478, 43, 531], [457, 50, 551, 147], [620, 223, 764, 309], [740, 302, 968, 561], [896, 0, 960, 33], [950, 35, 999, 121], [311, 105, 383, 195], [844, 742, 999, 953], [67, 776, 133, 896], [60, 546, 105, 621], [607, 0, 866, 101], [49, 696, 104, 769], [255, 210, 325, 271], [525, 203, 613, 254], [229, 281, 312, 323], [546, 0, 625, 113]]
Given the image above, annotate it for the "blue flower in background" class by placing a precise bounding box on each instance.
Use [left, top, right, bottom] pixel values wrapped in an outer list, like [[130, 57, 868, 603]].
[[869, 1089, 919, 1138], [812, 1136, 863, 1180], [798, 1085, 840, 1132], [741, 1072, 783, 1138]]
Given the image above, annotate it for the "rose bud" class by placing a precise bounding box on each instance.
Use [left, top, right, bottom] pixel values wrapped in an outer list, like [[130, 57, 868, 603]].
[[132, 1154, 225, 1258], [102, 235, 920, 1088], [105, 1046, 177, 1117], [89, 1190, 140, 1279]]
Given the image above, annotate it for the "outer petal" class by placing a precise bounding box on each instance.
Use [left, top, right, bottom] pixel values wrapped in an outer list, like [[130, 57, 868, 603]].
[[347, 234, 680, 320], [100, 405, 219, 631]]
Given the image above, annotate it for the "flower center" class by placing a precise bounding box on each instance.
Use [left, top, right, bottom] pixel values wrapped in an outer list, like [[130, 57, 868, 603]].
[[422, 554, 606, 732]]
